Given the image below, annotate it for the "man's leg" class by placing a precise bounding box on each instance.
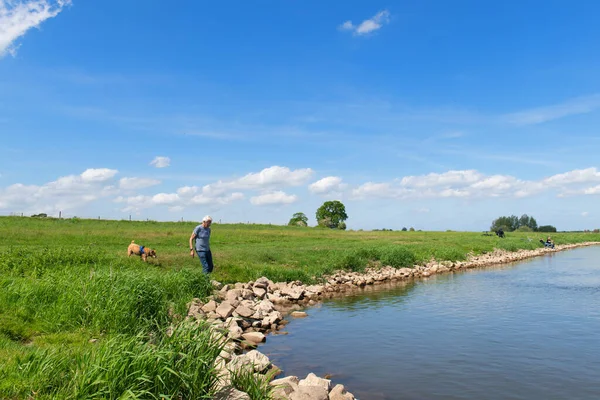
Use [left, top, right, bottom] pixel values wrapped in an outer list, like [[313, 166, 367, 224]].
[[205, 250, 214, 273], [197, 251, 210, 274]]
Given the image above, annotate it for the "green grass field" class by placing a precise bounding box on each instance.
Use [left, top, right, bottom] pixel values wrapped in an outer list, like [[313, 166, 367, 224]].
[[1, 216, 598, 398]]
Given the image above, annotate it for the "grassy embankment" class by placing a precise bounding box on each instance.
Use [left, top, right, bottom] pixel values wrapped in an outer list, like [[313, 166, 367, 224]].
[[1, 216, 598, 398]]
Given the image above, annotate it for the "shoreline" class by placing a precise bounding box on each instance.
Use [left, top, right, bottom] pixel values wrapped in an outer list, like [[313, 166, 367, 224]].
[[192, 241, 600, 400]]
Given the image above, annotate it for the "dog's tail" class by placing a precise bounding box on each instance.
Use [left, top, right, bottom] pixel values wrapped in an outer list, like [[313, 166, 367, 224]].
[[131, 240, 135, 243]]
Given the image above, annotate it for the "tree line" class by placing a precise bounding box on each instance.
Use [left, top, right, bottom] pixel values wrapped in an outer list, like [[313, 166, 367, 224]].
[[490, 214, 556, 233]]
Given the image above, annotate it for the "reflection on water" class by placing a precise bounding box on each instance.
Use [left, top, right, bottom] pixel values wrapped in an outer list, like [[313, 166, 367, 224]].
[[259, 246, 600, 400]]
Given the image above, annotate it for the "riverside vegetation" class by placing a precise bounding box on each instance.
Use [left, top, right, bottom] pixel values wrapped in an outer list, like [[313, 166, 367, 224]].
[[1, 216, 599, 399]]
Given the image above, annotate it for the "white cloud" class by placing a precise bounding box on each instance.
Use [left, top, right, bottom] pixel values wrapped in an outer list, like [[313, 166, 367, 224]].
[[203, 166, 313, 194], [351, 167, 600, 200], [542, 167, 600, 186], [339, 10, 390, 36], [0, 0, 70, 57], [0, 168, 119, 214], [80, 168, 118, 182], [150, 156, 171, 168], [119, 177, 161, 190], [582, 211, 589, 217], [504, 94, 600, 125], [308, 176, 346, 195], [250, 191, 297, 206], [400, 170, 483, 188]]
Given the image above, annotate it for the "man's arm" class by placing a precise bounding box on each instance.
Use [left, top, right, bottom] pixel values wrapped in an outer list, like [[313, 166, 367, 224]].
[[189, 233, 196, 257]]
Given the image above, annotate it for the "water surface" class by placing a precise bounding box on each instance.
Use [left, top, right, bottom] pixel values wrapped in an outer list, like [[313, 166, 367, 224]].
[[259, 246, 600, 400]]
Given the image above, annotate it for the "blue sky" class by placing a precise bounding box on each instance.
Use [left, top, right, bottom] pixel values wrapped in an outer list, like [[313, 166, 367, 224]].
[[1, 0, 600, 231]]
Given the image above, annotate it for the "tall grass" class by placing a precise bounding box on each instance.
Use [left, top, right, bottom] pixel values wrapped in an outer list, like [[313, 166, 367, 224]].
[[1, 322, 226, 399]]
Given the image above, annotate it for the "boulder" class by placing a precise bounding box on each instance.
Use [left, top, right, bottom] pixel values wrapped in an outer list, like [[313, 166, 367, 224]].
[[216, 301, 235, 319], [242, 331, 265, 345], [299, 372, 330, 391], [290, 311, 307, 318], [201, 300, 218, 313], [234, 304, 255, 318], [289, 385, 328, 400], [329, 384, 355, 400], [214, 387, 251, 400]]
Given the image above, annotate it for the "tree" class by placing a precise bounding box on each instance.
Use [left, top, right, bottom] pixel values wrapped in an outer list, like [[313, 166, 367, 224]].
[[538, 225, 557, 232], [288, 212, 308, 227], [401, 227, 407, 231], [518, 214, 538, 231], [409, 227, 415, 232], [491, 214, 539, 232], [337, 221, 347, 230], [315, 200, 348, 229]]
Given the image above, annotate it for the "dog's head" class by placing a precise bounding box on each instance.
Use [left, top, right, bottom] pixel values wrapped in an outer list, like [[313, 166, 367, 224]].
[[147, 249, 157, 258]]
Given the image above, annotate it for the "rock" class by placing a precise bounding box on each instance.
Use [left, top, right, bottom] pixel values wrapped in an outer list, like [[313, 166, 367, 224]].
[[245, 350, 271, 372], [289, 385, 328, 400], [329, 384, 355, 400], [271, 376, 300, 399], [211, 280, 223, 290], [228, 325, 243, 340], [299, 372, 331, 391], [242, 331, 265, 345], [234, 304, 255, 318], [214, 386, 251, 400], [228, 350, 271, 373], [290, 311, 307, 318], [262, 310, 283, 326], [216, 301, 235, 319], [254, 277, 271, 289], [253, 286, 267, 299], [201, 300, 218, 313]]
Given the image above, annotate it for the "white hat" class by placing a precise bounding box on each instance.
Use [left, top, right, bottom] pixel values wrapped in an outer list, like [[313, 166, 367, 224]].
[[202, 215, 213, 222]]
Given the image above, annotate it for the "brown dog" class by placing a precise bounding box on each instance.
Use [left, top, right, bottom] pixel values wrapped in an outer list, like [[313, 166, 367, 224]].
[[127, 240, 157, 261]]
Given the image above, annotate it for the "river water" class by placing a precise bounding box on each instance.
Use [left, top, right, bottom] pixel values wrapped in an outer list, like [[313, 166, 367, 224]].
[[259, 246, 600, 400]]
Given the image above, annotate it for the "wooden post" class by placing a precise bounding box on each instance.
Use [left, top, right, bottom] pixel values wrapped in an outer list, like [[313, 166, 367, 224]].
[[129, 215, 131, 221], [59, 211, 62, 219]]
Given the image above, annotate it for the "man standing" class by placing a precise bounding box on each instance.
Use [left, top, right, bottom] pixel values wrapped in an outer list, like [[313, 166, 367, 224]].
[[190, 215, 214, 274]]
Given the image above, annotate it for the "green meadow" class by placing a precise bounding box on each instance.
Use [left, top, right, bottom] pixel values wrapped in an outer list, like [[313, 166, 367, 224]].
[[1, 216, 598, 399]]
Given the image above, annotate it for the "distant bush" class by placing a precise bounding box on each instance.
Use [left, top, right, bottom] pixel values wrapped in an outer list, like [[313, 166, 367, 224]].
[[30, 213, 48, 218], [538, 225, 557, 232]]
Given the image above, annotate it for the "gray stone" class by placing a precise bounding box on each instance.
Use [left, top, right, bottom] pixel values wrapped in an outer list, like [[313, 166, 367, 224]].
[[214, 386, 251, 400], [201, 300, 217, 313], [289, 385, 328, 400], [299, 372, 330, 391], [216, 301, 235, 319], [329, 384, 355, 400], [234, 304, 255, 318], [290, 311, 307, 318], [242, 331, 265, 345]]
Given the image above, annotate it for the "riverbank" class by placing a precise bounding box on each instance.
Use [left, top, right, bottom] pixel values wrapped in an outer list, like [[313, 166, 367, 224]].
[[200, 241, 600, 399], [2, 216, 599, 398]]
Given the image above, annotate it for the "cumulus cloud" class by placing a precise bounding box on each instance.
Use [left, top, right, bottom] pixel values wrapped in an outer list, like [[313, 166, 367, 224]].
[[0, 0, 70, 57], [351, 167, 600, 200], [150, 156, 171, 168], [0, 168, 118, 214], [250, 191, 297, 206], [339, 10, 390, 36], [582, 211, 589, 217], [202, 166, 313, 195], [308, 176, 346, 195], [119, 177, 161, 190]]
